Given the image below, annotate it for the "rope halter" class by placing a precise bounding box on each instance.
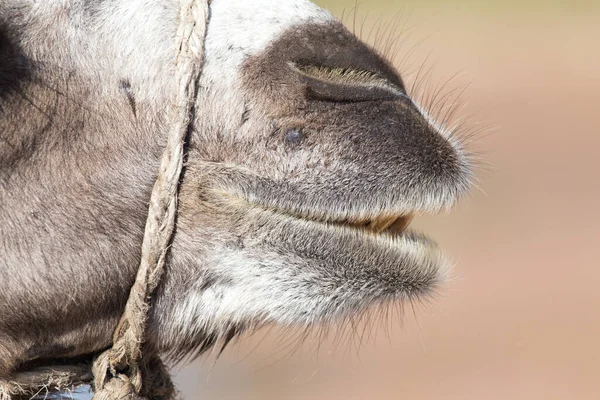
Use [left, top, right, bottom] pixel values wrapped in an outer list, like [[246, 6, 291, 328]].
[[91, 1, 212, 399]]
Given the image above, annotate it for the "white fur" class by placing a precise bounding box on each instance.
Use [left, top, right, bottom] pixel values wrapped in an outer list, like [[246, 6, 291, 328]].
[[13, 0, 334, 106], [12, 0, 179, 102], [168, 224, 448, 343], [203, 0, 333, 80]]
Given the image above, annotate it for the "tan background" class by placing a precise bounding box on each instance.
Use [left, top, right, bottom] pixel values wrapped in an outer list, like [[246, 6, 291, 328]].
[[174, 1, 600, 399]]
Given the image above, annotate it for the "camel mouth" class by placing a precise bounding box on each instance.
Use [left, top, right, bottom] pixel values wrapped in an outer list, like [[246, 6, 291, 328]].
[[255, 203, 423, 244], [196, 188, 450, 327], [326, 214, 415, 237]]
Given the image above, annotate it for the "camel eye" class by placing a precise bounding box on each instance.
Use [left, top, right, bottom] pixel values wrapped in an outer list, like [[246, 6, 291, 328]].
[[285, 128, 303, 144]]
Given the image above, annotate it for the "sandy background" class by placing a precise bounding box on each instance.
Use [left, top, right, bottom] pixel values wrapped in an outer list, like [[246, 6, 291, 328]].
[[173, 1, 600, 399]]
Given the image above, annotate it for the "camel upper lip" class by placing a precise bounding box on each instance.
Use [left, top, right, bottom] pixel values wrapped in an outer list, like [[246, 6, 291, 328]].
[[203, 164, 462, 238]]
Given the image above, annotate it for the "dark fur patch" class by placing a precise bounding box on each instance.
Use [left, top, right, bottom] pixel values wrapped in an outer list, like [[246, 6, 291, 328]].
[[242, 21, 404, 102], [120, 79, 137, 117], [0, 22, 31, 99]]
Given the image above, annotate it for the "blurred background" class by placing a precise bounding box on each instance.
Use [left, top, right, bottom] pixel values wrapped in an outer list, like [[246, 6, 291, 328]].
[[174, 1, 600, 398]]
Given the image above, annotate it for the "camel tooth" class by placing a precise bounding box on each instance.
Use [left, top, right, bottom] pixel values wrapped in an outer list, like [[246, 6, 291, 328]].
[[387, 215, 414, 234], [367, 216, 397, 233]]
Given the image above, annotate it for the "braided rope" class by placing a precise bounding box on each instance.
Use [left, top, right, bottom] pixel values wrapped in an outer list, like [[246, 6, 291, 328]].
[[91, 1, 211, 399]]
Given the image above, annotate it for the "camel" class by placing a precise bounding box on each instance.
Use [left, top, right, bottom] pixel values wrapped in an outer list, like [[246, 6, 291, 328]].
[[0, 0, 472, 396]]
